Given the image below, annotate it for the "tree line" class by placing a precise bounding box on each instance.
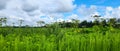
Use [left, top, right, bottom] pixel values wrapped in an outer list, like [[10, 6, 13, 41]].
[[0, 15, 120, 28], [58, 18, 120, 28], [45, 15, 120, 28]]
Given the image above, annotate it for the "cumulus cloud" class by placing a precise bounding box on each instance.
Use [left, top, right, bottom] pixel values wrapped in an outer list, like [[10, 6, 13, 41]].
[[22, 4, 39, 12], [104, 6, 120, 18], [68, 14, 79, 20], [77, 5, 120, 21], [0, 0, 76, 26], [0, 0, 9, 10], [78, 5, 98, 16], [77, 5, 100, 21], [39, 0, 76, 13]]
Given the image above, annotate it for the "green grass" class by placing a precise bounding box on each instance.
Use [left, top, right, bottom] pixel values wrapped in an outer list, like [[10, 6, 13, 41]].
[[0, 28, 120, 51]]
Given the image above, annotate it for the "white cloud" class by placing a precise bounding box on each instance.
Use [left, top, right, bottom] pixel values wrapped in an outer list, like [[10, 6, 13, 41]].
[[104, 6, 120, 18], [77, 5, 100, 21], [2, 0, 120, 26], [57, 18, 64, 22], [0, 0, 76, 26], [68, 14, 79, 19], [77, 5, 120, 21], [106, 7, 113, 11], [0, 0, 10, 10], [78, 5, 98, 17]]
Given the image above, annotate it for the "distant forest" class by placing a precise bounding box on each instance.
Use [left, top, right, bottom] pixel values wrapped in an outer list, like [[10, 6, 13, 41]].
[[0, 15, 120, 28]]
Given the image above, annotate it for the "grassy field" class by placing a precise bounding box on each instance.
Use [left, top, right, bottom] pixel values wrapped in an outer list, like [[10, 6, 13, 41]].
[[0, 27, 120, 51]]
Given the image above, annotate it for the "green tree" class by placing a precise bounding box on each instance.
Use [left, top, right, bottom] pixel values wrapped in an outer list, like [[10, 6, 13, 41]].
[[19, 19, 24, 27], [108, 18, 116, 27], [71, 19, 80, 28], [80, 20, 88, 28], [92, 15, 101, 25], [2, 17, 7, 26], [0, 17, 6, 27], [100, 18, 107, 27], [0, 18, 3, 27], [37, 21, 45, 27]]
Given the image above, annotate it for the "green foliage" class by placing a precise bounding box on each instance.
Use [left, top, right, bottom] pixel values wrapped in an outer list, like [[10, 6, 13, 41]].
[[71, 19, 80, 28], [0, 17, 7, 27], [0, 27, 120, 51]]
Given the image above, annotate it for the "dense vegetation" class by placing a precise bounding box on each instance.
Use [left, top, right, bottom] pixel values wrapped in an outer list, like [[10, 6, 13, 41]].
[[0, 15, 120, 28], [0, 26, 120, 51], [0, 16, 120, 51]]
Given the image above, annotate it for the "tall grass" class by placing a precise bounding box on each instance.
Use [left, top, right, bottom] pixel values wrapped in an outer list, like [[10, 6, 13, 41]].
[[0, 27, 120, 51]]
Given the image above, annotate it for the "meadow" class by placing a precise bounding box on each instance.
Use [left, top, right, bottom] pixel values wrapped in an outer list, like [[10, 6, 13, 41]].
[[1, 0, 120, 51], [0, 26, 120, 51]]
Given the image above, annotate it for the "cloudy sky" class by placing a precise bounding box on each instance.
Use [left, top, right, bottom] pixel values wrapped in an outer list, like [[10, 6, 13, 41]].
[[0, 0, 120, 26]]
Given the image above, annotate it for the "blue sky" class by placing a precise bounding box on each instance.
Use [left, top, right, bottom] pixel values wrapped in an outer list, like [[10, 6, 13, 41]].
[[0, 0, 120, 26], [75, 0, 120, 7], [64, 0, 120, 20]]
